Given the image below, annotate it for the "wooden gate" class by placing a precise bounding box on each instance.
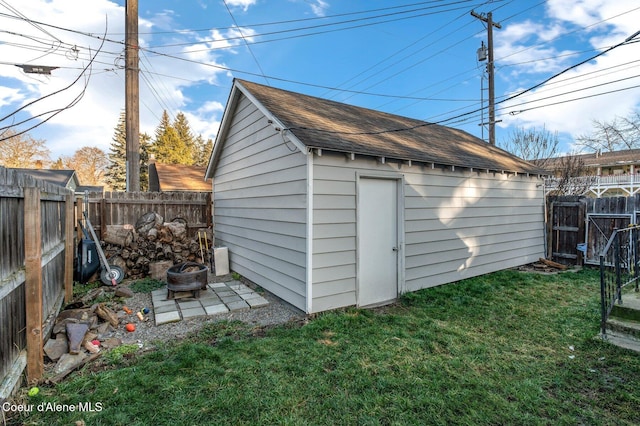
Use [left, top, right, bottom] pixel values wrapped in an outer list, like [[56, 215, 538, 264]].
[[585, 214, 632, 265], [548, 198, 585, 265]]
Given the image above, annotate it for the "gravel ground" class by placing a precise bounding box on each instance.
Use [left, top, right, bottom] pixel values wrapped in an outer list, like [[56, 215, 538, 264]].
[[109, 274, 307, 348]]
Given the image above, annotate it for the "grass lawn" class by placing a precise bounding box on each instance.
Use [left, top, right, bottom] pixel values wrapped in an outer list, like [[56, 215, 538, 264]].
[[7, 268, 640, 425]]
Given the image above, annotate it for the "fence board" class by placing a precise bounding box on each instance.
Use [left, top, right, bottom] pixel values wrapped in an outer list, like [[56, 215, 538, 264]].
[[0, 167, 72, 396], [84, 191, 212, 238], [548, 195, 640, 266]]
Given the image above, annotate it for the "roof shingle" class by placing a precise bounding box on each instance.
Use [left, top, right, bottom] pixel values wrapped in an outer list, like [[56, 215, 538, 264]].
[[236, 79, 542, 174]]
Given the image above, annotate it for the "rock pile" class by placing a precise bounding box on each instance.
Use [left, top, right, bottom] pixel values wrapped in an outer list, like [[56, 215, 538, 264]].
[[43, 285, 146, 383]]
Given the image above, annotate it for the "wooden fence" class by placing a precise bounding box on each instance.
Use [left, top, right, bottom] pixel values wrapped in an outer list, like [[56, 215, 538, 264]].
[[82, 191, 212, 238], [547, 195, 640, 266], [0, 168, 74, 398]]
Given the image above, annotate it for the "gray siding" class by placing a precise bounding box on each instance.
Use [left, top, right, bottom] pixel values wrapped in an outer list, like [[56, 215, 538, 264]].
[[310, 153, 545, 312], [214, 94, 307, 310]]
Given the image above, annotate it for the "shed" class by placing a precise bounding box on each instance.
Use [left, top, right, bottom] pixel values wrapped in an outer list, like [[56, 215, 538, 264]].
[[205, 79, 546, 313]]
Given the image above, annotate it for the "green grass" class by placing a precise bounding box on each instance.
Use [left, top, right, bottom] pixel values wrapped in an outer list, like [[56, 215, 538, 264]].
[[9, 268, 640, 425], [128, 278, 165, 293]]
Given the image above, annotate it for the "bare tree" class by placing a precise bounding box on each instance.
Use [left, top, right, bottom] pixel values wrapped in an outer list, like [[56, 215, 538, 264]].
[[575, 111, 640, 152], [62, 146, 109, 186], [546, 154, 597, 196], [499, 126, 559, 169], [0, 128, 50, 168]]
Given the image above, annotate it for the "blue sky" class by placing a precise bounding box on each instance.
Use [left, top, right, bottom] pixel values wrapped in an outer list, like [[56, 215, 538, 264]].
[[1, 0, 639, 160]]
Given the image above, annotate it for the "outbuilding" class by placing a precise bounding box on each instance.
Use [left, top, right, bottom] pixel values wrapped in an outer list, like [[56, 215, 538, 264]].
[[205, 79, 545, 314]]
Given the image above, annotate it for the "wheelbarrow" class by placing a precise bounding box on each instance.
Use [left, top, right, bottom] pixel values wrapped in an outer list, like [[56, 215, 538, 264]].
[[75, 193, 124, 286]]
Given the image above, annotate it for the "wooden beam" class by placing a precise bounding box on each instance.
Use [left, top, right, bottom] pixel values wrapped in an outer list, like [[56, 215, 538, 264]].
[[64, 193, 74, 304], [24, 187, 44, 382]]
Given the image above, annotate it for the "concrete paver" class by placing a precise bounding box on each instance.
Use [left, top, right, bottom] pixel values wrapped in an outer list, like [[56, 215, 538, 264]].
[[205, 304, 230, 315], [177, 300, 202, 310], [245, 296, 269, 308], [226, 300, 250, 311], [220, 295, 242, 304], [155, 311, 181, 325], [181, 307, 206, 319], [150, 280, 269, 325], [154, 304, 178, 314]]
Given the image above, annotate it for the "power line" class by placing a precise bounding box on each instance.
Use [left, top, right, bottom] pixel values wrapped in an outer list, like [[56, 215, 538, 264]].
[[222, 0, 269, 86], [281, 31, 640, 137], [148, 0, 480, 49]]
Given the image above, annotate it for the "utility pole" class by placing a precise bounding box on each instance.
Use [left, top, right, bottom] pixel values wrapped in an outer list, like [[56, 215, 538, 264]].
[[471, 10, 501, 145], [125, 0, 140, 191]]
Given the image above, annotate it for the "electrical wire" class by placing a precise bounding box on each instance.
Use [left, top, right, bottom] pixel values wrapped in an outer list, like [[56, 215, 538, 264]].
[[222, 0, 269, 86], [148, 0, 481, 50], [0, 25, 106, 141], [281, 31, 640, 136]]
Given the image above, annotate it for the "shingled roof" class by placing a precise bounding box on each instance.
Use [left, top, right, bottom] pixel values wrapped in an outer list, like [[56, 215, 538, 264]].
[[540, 149, 640, 172], [149, 163, 211, 192], [220, 79, 542, 175]]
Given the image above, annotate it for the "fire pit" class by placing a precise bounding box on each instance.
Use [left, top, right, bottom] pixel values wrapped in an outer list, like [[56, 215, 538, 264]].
[[166, 262, 208, 299]]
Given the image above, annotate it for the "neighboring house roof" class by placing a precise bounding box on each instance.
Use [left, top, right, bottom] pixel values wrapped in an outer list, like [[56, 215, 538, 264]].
[[12, 168, 79, 189], [207, 79, 543, 177], [541, 149, 640, 172], [76, 185, 104, 194], [149, 163, 211, 192]]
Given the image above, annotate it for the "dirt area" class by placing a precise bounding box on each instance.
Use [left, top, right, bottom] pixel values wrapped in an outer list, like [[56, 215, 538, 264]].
[[41, 273, 307, 383], [112, 274, 306, 347]]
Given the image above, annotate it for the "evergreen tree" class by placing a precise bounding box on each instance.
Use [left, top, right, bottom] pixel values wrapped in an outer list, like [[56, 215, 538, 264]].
[[139, 132, 151, 191], [173, 112, 196, 164], [105, 111, 127, 190], [193, 135, 214, 166], [152, 110, 192, 164], [105, 111, 152, 191]]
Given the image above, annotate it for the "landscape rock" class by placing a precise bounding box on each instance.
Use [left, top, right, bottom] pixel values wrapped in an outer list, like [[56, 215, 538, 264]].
[[101, 337, 122, 349], [115, 286, 134, 298], [53, 353, 87, 375], [44, 336, 68, 361], [80, 287, 105, 305], [57, 308, 92, 323], [53, 318, 78, 335], [66, 323, 89, 355], [96, 322, 113, 335]]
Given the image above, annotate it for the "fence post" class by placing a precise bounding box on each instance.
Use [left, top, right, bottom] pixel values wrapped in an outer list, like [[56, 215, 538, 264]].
[[65, 193, 74, 303], [614, 232, 622, 304], [634, 227, 640, 292], [600, 254, 607, 337], [24, 187, 43, 382]]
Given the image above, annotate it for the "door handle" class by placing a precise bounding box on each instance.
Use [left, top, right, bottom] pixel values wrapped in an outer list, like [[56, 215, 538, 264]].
[[392, 246, 399, 252]]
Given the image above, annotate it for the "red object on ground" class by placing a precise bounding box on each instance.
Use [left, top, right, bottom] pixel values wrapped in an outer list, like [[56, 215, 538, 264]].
[[125, 323, 136, 332], [91, 339, 100, 346]]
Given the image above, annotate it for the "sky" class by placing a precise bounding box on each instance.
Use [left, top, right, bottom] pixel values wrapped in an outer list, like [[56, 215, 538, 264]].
[[1, 0, 639, 161]]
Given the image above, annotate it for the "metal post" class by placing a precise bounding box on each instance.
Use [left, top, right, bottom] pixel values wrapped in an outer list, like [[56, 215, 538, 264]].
[[635, 228, 640, 291], [614, 232, 622, 304], [600, 254, 607, 337]]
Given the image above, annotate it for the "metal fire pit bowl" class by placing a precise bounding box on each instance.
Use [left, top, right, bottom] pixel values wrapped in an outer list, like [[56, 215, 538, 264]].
[[166, 262, 208, 299]]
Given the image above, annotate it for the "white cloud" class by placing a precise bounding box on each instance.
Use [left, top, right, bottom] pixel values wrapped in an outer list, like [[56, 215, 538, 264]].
[[0, 0, 229, 158], [0, 86, 24, 108], [309, 0, 329, 17], [495, 1, 640, 146], [225, 0, 257, 12]]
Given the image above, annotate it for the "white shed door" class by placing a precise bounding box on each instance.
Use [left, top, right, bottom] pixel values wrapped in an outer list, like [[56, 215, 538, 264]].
[[358, 177, 398, 307]]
